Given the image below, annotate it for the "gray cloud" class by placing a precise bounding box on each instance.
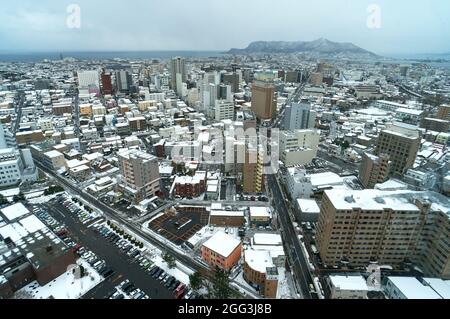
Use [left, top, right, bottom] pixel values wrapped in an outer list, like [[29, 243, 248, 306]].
[[0, 0, 449, 54]]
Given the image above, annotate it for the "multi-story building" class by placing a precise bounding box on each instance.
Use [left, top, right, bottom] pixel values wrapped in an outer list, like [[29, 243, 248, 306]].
[[285, 167, 313, 199], [251, 81, 277, 120], [284, 100, 317, 130], [421, 117, 450, 133], [375, 122, 421, 175], [15, 130, 45, 146], [77, 70, 100, 89], [128, 117, 147, 132], [215, 100, 235, 122], [222, 72, 240, 93], [0, 148, 38, 186], [115, 70, 132, 93], [101, 72, 113, 95], [117, 149, 160, 203], [42, 150, 66, 171], [359, 152, 391, 189], [172, 171, 206, 198], [0, 124, 16, 149], [279, 130, 320, 166], [170, 57, 186, 96], [243, 250, 279, 298], [242, 142, 264, 194], [316, 189, 450, 279], [437, 104, 450, 121], [201, 231, 242, 271]]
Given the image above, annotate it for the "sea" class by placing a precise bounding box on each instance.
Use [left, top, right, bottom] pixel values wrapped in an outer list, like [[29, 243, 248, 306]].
[[0, 51, 226, 62]]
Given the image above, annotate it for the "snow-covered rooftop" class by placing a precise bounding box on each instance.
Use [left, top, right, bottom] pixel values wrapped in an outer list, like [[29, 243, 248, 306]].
[[1, 203, 30, 221], [388, 277, 441, 299], [253, 233, 282, 246], [244, 249, 274, 274], [297, 199, 320, 214], [249, 207, 271, 218], [202, 231, 241, 257], [19, 215, 46, 233], [329, 275, 369, 291], [325, 189, 421, 211], [310, 172, 343, 188], [422, 278, 450, 299]]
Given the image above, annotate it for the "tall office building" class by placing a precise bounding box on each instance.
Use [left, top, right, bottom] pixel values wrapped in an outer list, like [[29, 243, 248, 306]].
[[284, 100, 317, 130], [0, 148, 38, 187], [101, 72, 113, 95], [170, 57, 187, 96], [316, 189, 450, 279], [223, 72, 240, 93], [0, 124, 16, 149], [375, 122, 421, 175], [218, 84, 232, 101], [251, 81, 277, 120], [359, 152, 391, 189], [117, 149, 160, 203], [77, 70, 100, 89], [115, 70, 133, 93], [243, 141, 264, 194]]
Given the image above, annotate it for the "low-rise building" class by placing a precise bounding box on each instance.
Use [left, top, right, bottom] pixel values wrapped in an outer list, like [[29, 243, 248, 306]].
[[201, 231, 242, 271], [327, 275, 369, 299]]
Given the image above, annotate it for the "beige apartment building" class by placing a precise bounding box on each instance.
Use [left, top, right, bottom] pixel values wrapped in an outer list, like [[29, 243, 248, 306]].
[[251, 81, 277, 120], [117, 149, 160, 203], [316, 189, 450, 279], [359, 152, 391, 189], [375, 123, 421, 175], [243, 142, 264, 194]]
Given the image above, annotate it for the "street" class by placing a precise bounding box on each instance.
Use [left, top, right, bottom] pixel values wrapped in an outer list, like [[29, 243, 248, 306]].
[[267, 174, 317, 299]]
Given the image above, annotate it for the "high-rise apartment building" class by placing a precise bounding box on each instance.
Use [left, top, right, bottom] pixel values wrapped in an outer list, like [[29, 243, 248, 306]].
[[101, 72, 113, 95], [316, 189, 450, 279], [118, 149, 160, 203], [115, 70, 133, 93], [284, 100, 317, 130], [170, 57, 187, 96], [359, 152, 391, 189], [243, 142, 264, 194], [222, 72, 240, 93], [375, 122, 421, 175], [251, 81, 277, 120], [77, 70, 100, 89]]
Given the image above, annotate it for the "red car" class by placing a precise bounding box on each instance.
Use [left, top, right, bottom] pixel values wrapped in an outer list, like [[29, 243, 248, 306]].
[[174, 284, 186, 299], [71, 244, 82, 253]]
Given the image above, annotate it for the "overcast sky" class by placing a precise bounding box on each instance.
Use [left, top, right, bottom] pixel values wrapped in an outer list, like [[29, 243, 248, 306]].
[[0, 0, 449, 55]]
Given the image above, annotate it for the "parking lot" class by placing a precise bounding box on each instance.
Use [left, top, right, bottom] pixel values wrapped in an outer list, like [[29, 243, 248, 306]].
[[41, 195, 174, 299], [148, 206, 209, 245]]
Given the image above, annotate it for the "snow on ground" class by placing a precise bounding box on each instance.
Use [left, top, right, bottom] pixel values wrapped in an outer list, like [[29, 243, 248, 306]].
[[15, 259, 103, 299], [25, 191, 45, 200], [27, 193, 61, 204], [152, 255, 193, 285], [232, 270, 260, 297], [0, 187, 20, 199]]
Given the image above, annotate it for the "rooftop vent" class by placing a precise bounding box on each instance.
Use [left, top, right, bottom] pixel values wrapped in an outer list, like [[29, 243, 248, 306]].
[[345, 195, 355, 203]]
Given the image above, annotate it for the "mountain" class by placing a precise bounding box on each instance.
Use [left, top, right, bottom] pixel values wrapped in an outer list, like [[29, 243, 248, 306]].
[[227, 38, 378, 57]]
